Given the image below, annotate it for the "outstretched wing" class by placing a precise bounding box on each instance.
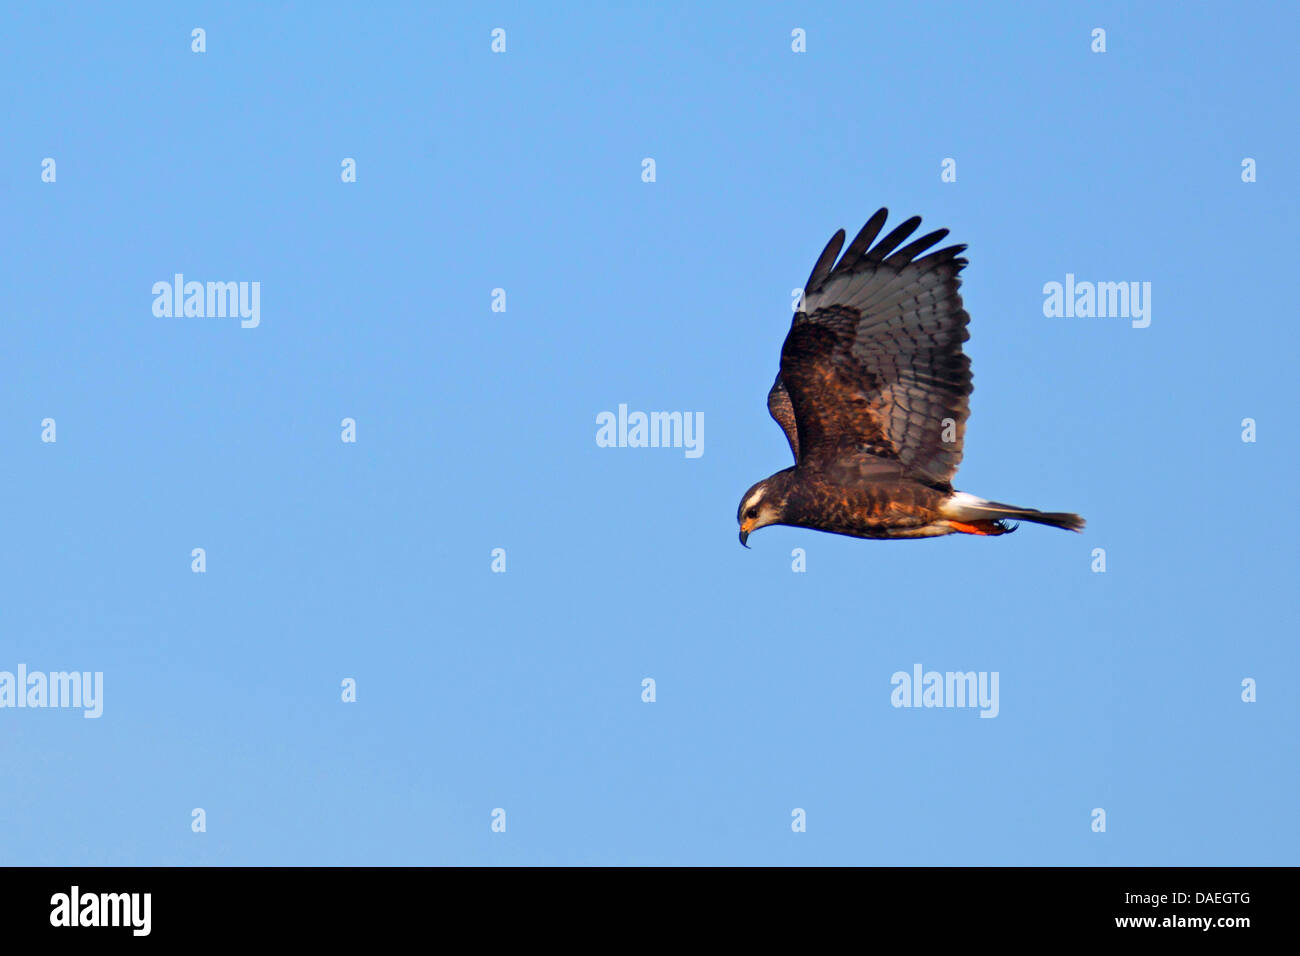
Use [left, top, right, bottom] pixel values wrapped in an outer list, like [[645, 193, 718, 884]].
[[777, 209, 972, 487]]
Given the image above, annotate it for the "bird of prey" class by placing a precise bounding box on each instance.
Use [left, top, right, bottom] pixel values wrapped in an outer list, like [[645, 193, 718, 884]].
[[737, 208, 1084, 546]]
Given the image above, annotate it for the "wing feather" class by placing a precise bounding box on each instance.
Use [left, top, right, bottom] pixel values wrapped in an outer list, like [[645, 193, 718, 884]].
[[766, 373, 799, 461], [777, 211, 973, 487], [803, 229, 846, 293], [864, 215, 922, 261], [837, 208, 890, 271]]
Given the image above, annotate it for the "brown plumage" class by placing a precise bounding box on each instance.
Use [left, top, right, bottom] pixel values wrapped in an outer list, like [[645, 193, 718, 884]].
[[738, 209, 1084, 545]]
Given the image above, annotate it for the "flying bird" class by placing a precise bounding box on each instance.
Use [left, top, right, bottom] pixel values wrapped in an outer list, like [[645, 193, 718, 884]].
[[738, 208, 1084, 546]]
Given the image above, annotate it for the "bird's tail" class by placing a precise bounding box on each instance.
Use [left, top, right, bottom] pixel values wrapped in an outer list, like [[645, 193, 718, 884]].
[[943, 492, 1085, 534]]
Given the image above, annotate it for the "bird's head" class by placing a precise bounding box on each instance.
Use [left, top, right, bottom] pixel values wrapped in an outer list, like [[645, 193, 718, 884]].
[[737, 476, 787, 547]]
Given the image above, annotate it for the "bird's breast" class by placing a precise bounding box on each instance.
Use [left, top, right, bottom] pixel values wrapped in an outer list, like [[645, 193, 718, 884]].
[[784, 474, 949, 537]]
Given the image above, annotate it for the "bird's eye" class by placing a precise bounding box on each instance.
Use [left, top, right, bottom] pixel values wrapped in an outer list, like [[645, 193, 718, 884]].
[[745, 508, 759, 520]]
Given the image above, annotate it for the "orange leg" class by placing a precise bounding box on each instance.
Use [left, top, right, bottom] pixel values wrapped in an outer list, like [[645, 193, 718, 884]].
[[947, 520, 1003, 536]]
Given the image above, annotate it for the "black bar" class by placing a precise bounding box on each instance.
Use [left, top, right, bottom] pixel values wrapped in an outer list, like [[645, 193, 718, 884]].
[[0, 866, 1277, 941]]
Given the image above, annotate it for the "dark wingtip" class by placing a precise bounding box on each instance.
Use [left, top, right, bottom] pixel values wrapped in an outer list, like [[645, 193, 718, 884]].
[[805, 228, 847, 291], [835, 209, 891, 273], [865, 215, 924, 262]]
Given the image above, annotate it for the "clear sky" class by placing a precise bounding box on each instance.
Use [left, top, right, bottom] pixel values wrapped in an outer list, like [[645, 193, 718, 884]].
[[1, 2, 1295, 866]]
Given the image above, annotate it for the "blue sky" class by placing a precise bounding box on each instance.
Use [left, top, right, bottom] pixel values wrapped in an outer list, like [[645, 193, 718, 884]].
[[1, 2, 1295, 865]]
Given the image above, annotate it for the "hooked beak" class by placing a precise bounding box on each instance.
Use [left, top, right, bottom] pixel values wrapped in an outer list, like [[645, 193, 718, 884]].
[[738, 522, 752, 548]]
